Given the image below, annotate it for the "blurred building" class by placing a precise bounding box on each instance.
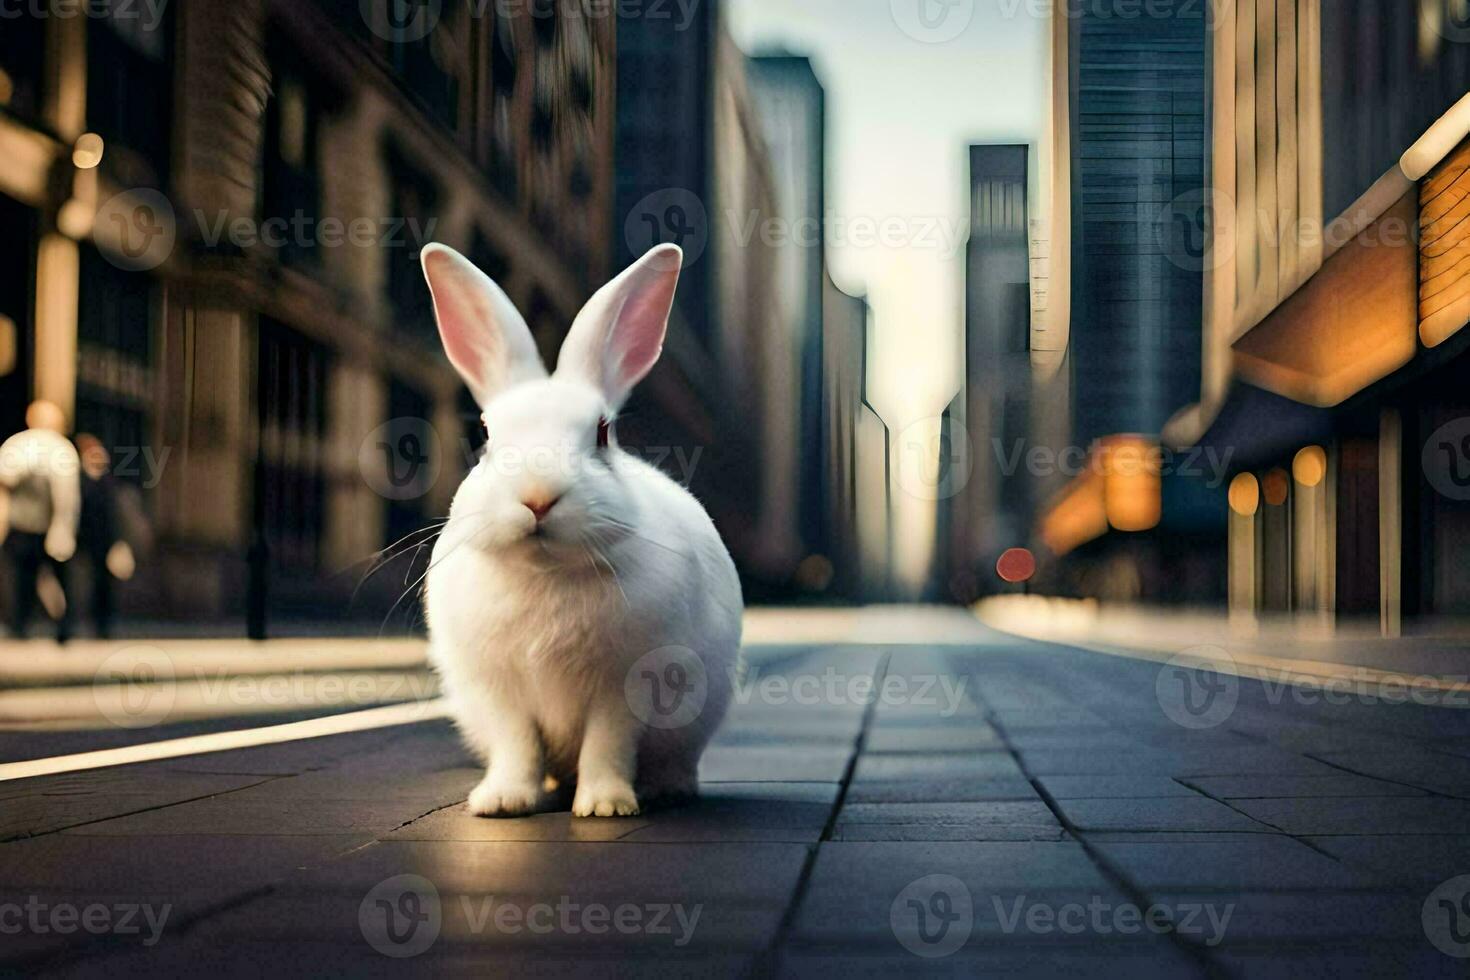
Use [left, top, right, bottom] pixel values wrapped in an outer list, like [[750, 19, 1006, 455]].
[[613, 5, 791, 590], [0, 0, 621, 623], [947, 144, 1033, 602], [744, 55, 828, 590], [821, 272, 870, 597], [1167, 0, 1470, 633], [1032, 0, 1220, 602]]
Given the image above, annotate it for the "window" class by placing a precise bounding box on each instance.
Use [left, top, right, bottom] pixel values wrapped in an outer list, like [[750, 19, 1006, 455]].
[[385, 143, 442, 343], [76, 245, 152, 475], [256, 318, 330, 571], [86, 5, 173, 187], [262, 37, 329, 267]]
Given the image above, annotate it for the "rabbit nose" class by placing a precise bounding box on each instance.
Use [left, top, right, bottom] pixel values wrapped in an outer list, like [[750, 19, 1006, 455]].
[[524, 495, 561, 523]]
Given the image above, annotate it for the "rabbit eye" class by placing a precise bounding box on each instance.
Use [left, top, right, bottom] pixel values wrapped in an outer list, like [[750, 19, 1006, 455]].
[[597, 416, 611, 450]]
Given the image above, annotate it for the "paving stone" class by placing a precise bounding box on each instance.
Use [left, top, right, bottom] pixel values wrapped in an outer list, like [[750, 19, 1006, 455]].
[[861, 724, 1005, 753], [226, 766, 477, 803], [1056, 798, 1275, 834], [1304, 834, 1470, 886], [283, 840, 811, 905], [1228, 796, 1470, 835], [59, 796, 442, 837], [778, 942, 1206, 979], [843, 777, 1039, 803], [1310, 751, 1470, 797], [0, 770, 277, 840], [61, 939, 758, 980], [1019, 748, 1341, 778], [1208, 944, 1462, 980], [1182, 774, 1429, 799], [698, 746, 852, 782], [191, 890, 781, 951], [0, 834, 369, 965], [1144, 892, 1426, 945], [1, 832, 366, 897], [387, 807, 643, 843], [794, 885, 1147, 946], [831, 802, 1063, 842], [802, 841, 1111, 896], [851, 752, 1023, 782], [1037, 775, 1201, 799], [616, 784, 838, 843], [1090, 838, 1374, 891]]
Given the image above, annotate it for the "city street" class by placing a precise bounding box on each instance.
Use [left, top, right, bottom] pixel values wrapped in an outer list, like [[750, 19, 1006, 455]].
[[6, 610, 1470, 977]]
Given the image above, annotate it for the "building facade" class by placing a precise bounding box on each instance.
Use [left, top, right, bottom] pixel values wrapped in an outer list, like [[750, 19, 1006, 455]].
[[1, 0, 619, 625], [1170, 0, 1470, 632], [950, 143, 1033, 601], [1033, 0, 1219, 602]]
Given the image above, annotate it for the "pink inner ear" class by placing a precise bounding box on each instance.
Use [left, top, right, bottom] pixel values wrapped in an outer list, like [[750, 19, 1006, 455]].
[[424, 251, 497, 390], [606, 267, 676, 392]]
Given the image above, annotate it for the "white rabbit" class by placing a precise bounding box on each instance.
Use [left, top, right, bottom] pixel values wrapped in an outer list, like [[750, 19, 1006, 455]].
[[419, 242, 743, 818]]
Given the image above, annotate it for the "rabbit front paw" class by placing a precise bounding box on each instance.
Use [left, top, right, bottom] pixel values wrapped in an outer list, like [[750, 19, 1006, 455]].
[[571, 779, 641, 818], [467, 774, 544, 817]]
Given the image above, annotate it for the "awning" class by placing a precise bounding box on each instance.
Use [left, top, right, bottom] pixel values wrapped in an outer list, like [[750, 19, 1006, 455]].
[[1231, 189, 1420, 408], [1420, 135, 1470, 348]]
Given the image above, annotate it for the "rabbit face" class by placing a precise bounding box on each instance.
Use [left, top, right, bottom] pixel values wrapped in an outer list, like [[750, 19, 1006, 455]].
[[421, 241, 681, 558], [448, 378, 637, 556]]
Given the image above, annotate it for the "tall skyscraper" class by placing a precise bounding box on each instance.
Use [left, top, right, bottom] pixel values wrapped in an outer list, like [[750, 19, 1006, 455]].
[[745, 54, 828, 570], [1067, 2, 1206, 448], [957, 144, 1033, 598]]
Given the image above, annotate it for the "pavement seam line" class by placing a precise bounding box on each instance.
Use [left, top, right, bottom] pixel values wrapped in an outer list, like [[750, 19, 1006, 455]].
[[969, 664, 1229, 979], [0, 774, 288, 843], [758, 648, 891, 970]]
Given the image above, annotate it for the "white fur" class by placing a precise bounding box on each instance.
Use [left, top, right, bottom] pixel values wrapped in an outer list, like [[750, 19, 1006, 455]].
[[419, 243, 743, 818]]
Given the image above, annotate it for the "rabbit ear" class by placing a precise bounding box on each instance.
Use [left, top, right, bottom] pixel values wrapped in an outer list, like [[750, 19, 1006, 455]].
[[421, 243, 546, 405], [556, 244, 681, 409]]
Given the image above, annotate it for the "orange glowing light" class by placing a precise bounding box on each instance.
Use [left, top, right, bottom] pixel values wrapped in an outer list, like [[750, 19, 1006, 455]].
[[1293, 445, 1326, 487], [72, 133, 104, 169], [1101, 435, 1162, 532], [1228, 473, 1260, 516]]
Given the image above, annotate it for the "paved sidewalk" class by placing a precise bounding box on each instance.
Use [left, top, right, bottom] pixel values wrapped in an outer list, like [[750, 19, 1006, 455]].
[[5, 630, 1470, 977]]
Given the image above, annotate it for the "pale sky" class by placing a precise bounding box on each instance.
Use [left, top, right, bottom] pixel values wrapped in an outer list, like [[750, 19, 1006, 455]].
[[726, 0, 1048, 590]]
